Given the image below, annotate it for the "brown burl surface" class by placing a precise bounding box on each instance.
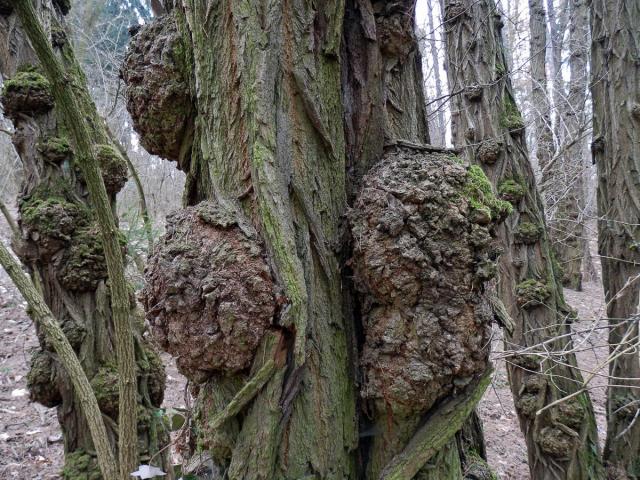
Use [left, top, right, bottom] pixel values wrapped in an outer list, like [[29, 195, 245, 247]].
[[141, 202, 276, 383], [121, 12, 193, 165], [350, 147, 501, 417]]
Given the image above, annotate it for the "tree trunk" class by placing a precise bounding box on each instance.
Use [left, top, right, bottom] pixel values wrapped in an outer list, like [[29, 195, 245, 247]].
[[125, 1, 509, 478], [0, 1, 168, 477], [542, 0, 589, 292], [442, 0, 604, 478], [528, 0, 554, 174], [590, 0, 640, 476], [425, 0, 447, 146]]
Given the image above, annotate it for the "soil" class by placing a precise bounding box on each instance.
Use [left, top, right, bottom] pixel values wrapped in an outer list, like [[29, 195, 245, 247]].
[[0, 226, 608, 479]]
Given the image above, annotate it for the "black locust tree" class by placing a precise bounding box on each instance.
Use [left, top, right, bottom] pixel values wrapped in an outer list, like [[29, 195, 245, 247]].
[[591, 0, 640, 477], [122, 0, 511, 478], [0, 1, 168, 478], [442, 0, 604, 479]]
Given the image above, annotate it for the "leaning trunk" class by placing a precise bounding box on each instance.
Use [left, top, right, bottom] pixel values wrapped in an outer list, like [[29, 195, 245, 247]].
[[442, 0, 604, 478], [0, 1, 168, 477], [590, 0, 640, 476]]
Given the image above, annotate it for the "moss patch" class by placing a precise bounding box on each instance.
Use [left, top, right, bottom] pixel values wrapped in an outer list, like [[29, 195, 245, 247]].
[[90, 364, 119, 418], [464, 165, 513, 223], [58, 224, 109, 292], [500, 96, 525, 133], [21, 197, 87, 240], [515, 222, 542, 245], [498, 178, 525, 203], [62, 450, 101, 480], [37, 136, 72, 163], [1, 68, 54, 117], [516, 279, 552, 308], [95, 144, 128, 194]]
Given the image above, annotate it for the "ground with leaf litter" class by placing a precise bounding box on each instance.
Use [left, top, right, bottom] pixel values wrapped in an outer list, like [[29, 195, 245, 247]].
[[0, 229, 608, 479]]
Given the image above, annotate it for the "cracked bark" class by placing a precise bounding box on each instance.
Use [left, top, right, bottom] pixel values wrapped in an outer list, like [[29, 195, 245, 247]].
[[443, 0, 604, 478], [590, 0, 640, 476]]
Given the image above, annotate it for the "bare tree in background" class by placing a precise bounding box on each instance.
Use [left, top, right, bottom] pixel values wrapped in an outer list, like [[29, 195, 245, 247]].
[[591, 0, 640, 476], [443, 0, 604, 478]]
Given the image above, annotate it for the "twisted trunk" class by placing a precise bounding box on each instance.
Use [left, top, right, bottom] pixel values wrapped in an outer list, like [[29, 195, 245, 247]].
[[443, 0, 604, 478]]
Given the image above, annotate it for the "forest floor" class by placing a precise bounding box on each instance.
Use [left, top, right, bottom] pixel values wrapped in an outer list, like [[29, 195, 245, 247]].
[[0, 228, 609, 480]]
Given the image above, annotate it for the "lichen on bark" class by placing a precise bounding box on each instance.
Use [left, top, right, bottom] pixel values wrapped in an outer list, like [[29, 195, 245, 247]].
[[349, 146, 505, 476]]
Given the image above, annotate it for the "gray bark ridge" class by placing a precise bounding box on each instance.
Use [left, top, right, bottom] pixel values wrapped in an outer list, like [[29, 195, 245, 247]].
[[125, 0, 500, 478], [591, 0, 640, 476], [443, 0, 604, 478]]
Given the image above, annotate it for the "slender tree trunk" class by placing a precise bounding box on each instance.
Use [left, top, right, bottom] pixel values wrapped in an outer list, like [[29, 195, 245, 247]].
[[528, 0, 554, 174], [443, 1, 604, 478], [426, 0, 447, 146], [0, 2, 168, 477], [590, 0, 640, 477], [542, 0, 589, 291], [125, 1, 506, 478]]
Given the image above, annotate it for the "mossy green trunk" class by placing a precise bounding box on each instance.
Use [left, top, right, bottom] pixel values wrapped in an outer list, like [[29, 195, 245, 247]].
[[442, 0, 604, 479], [0, 1, 169, 477]]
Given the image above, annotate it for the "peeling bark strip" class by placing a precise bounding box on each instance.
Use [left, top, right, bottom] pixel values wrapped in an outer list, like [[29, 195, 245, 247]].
[[590, 0, 640, 476], [443, 0, 604, 478], [0, 1, 169, 478], [120, 0, 497, 478]]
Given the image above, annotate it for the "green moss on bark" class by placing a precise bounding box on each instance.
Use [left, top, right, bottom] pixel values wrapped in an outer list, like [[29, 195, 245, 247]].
[[516, 279, 552, 308], [515, 222, 543, 244], [500, 96, 525, 133], [58, 224, 113, 292], [498, 178, 526, 203], [0, 68, 54, 116], [38, 136, 72, 163], [62, 450, 101, 480], [464, 165, 513, 222]]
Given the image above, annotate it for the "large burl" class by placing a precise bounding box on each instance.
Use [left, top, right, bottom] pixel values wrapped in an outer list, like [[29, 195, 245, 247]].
[[141, 202, 277, 383], [350, 146, 508, 417], [121, 12, 193, 165]]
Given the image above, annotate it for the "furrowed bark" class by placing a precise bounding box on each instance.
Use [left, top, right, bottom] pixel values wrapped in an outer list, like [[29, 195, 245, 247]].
[[590, 0, 640, 476], [0, 241, 117, 480], [443, 0, 604, 478], [12, 2, 138, 476], [1, 2, 168, 477], [126, 1, 497, 478]]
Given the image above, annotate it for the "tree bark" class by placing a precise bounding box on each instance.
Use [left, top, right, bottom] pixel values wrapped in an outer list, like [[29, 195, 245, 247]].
[[0, 241, 117, 480], [590, 0, 640, 476], [443, 0, 604, 478], [125, 1, 506, 478], [0, 2, 169, 477], [542, 0, 589, 292], [528, 0, 554, 174]]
